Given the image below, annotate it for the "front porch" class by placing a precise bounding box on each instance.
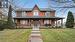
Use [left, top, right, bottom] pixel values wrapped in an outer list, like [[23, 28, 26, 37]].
[[14, 16, 64, 28]]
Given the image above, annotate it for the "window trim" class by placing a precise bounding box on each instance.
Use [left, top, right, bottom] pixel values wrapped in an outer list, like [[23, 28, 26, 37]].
[[45, 12, 50, 16], [33, 10, 39, 16]]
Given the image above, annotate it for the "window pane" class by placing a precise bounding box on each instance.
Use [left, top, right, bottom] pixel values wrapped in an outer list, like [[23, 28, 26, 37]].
[[20, 20, 25, 24], [45, 12, 50, 16], [2, 0, 8, 8], [33, 10, 39, 16], [22, 12, 26, 17]]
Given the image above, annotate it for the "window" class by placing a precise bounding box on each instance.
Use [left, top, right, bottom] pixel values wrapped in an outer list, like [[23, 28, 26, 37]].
[[2, 0, 8, 8], [22, 12, 26, 17], [20, 20, 25, 24], [45, 12, 50, 16], [44, 20, 49, 24], [20, 20, 28, 25], [33, 10, 39, 16], [17, 12, 22, 17]]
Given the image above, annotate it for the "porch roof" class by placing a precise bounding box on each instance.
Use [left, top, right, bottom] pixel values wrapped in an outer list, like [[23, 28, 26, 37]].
[[13, 16, 64, 20]]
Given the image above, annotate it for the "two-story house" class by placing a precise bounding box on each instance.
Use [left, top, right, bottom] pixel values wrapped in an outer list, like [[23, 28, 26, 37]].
[[0, 0, 14, 21], [14, 5, 64, 28]]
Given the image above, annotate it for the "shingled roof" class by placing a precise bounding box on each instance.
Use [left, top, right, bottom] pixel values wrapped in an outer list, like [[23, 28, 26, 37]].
[[15, 5, 55, 11], [15, 8, 55, 11]]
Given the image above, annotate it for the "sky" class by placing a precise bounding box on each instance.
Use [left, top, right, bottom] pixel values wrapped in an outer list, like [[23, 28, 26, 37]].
[[13, 0, 75, 22]]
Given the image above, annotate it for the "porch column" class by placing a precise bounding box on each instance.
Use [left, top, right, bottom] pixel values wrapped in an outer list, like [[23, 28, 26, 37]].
[[61, 19, 63, 28], [51, 20, 55, 27], [43, 20, 44, 26], [40, 19, 44, 26], [29, 19, 31, 26], [56, 19, 57, 27], [43, 19, 45, 26], [49, 20, 51, 26]]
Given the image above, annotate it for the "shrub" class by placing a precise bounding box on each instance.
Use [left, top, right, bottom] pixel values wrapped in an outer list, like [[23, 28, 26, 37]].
[[0, 20, 7, 31]]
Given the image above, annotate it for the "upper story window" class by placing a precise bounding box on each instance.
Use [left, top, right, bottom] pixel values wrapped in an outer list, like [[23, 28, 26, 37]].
[[16, 11, 22, 17], [22, 11, 27, 17], [17, 11, 27, 17], [33, 10, 39, 16], [45, 12, 50, 16]]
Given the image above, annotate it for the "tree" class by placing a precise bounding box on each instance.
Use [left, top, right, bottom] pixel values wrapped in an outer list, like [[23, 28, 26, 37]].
[[65, 11, 74, 28], [7, 5, 15, 28]]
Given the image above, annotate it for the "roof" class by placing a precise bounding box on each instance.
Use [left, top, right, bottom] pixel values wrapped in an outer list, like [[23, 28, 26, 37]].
[[15, 8, 55, 11], [15, 5, 55, 12], [13, 16, 64, 20]]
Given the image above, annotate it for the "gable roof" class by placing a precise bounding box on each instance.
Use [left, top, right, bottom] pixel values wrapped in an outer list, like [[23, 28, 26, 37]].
[[15, 5, 55, 12]]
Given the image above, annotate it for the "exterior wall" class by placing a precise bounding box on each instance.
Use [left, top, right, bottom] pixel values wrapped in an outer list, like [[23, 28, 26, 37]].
[[16, 11, 55, 17], [0, 8, 7, 21], [16, 4, 56, 17], [16, 11, 22, 17], [15, 19, 55, 28], [0, 0, 14, 21], [15, 5, 56, 28], [39, 12, 45, 16], [27, 11, 33, 16], [50, 11, 55, 16]]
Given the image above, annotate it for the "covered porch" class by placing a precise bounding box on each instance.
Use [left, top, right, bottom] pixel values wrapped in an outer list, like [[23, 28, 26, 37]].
[[14, 16, 64, 28]]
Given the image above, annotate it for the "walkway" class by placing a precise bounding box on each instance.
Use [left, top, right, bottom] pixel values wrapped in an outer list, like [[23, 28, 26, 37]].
[[28, 26, 43, 42]]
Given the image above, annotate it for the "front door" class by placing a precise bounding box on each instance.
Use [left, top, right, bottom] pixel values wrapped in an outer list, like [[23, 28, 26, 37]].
[[32, 20, 40, 29]]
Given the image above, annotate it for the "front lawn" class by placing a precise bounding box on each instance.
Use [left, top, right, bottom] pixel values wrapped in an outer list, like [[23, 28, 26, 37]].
[[40, 29, 75, 42], [0, 29, 31, 42]]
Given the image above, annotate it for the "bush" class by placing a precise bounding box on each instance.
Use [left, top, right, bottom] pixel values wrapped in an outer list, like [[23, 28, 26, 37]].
[[6, 22, 15, 29], [0, 20, 7, 31], [0, 20, 16, 30]]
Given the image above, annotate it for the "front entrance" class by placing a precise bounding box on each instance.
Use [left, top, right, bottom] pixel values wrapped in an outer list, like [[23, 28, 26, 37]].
[[31, 20, 40, 29]]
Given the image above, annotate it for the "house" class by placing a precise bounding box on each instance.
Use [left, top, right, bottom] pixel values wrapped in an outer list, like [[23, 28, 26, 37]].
[[0, 10, 7, 21], [0, 0, 14, 21], [14, 5, 64, 28]]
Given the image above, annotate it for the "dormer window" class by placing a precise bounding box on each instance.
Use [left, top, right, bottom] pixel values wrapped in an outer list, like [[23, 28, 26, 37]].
[[45, 12, 50, 16], [33, 10, 39, 16]]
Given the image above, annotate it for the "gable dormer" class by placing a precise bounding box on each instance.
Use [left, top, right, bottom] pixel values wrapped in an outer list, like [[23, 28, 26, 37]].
[[32, 5, 40, 16], [32, 5, 39, 11]]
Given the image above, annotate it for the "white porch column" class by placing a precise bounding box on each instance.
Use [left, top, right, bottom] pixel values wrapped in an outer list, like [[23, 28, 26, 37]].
[[61, 19, 63, 28], [56, 20, 57, 27]]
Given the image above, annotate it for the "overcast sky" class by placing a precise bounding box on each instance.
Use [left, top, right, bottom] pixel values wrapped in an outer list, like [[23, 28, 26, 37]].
[[13, 0, 75, 22]]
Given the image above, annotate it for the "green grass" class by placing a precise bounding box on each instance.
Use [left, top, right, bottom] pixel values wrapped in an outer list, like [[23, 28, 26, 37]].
[[40, 29, 75, 42], [0, 29, 31, 42]]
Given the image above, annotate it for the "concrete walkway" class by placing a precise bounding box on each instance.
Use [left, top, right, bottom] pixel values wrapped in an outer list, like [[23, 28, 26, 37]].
[[28, 27, 43, 42]]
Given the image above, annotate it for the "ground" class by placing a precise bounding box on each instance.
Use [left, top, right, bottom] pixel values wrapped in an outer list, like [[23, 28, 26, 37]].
[[40, 28, 75, 42], [0, 28, 75, 42], [0, 29, 31, 42]]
